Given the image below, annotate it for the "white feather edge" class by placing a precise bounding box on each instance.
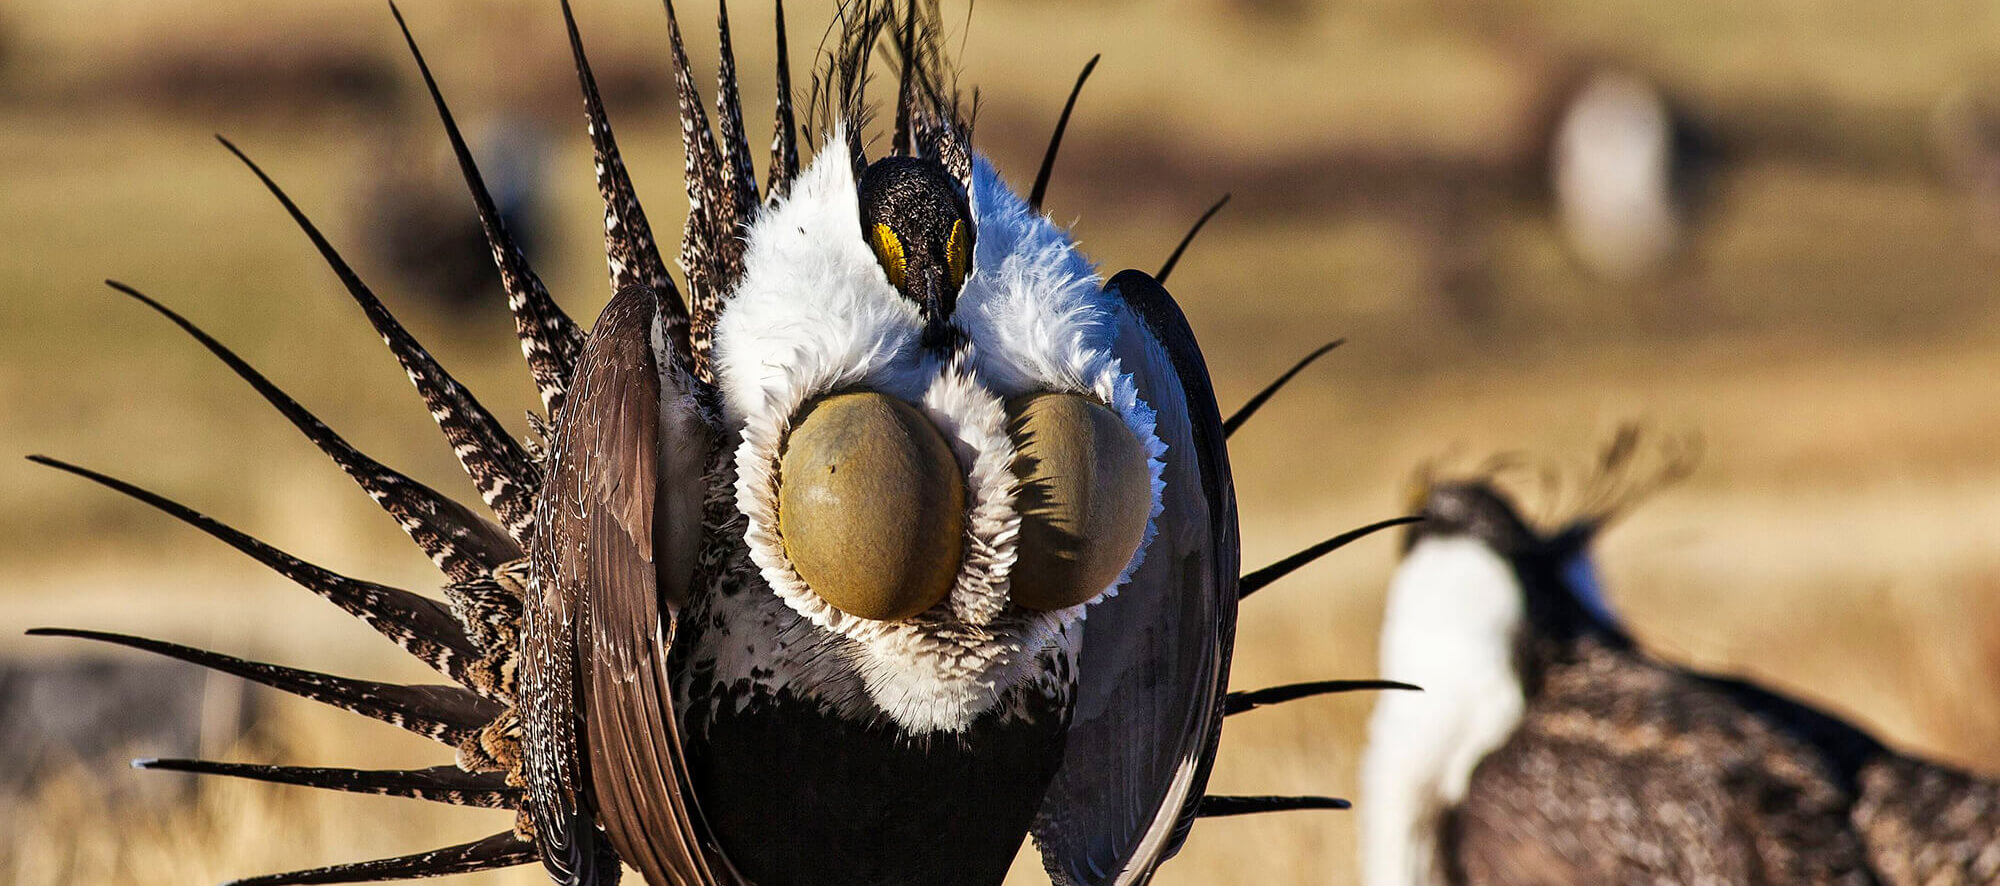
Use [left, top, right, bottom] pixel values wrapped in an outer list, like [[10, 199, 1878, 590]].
[[708, 131, 1167, 733], [1362, 535, 1529, 886]]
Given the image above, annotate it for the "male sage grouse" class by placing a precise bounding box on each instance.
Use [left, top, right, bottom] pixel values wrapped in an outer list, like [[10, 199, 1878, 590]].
[[29, 2, 1412, 884], [1362, 431, 2000, 886]]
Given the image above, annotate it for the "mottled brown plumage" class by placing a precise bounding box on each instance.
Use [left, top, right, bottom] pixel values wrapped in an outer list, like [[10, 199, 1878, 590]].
[[1375, 467, 2000, 886]]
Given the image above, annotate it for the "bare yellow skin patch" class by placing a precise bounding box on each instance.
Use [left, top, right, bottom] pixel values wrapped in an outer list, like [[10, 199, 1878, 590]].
[[779, 392, 964, 621], [1005, 393, 1152, 611], [868, 223, 908, 291], [945, 219, 971, 291]]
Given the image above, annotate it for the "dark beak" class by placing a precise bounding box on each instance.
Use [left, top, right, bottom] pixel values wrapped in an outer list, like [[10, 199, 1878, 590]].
[[918, 264, 956, 348]]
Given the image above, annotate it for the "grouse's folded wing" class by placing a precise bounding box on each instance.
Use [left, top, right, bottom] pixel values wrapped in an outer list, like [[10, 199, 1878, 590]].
[[1033, 269, 1239, 885], [525, 284, 721, 886]]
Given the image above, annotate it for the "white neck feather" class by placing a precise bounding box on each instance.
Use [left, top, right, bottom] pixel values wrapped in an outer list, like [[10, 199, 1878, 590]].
[[1362, 536, 1528, 886]]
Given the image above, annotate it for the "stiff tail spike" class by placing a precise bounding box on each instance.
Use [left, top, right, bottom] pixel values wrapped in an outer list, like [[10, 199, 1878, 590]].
[[1197, 795, 1351, 818], [713, 0, 760, 224], [1225, 679, 1422, 716], [558, 0, 688, 323], [1239, 515, 1423, 599], [767, 0, 800, 202], [26, 455, 480, 678], [104, 281, 521, 585], [1223, 339, 1344, 439], [27, 629, 497, 746], [219, 831, 538, 886], [1028, 53, 1099, 213], [135, 759, 518, 808], [1157, 193, 1231, 284], [216, 136, 541, 542], [390, 2, 585, 417], [664, 0, 737, 380]]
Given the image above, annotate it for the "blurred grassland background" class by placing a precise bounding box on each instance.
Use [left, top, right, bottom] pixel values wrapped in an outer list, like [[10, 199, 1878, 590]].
[[2, 0, 1998, 883]]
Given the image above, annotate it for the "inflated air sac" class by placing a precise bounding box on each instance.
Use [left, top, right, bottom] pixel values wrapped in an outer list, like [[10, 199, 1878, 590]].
[[778, 392, 965, 621], [1006, 393, 1151, 611]]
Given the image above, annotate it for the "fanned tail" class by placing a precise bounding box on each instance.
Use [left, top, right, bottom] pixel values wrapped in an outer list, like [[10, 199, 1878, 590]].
[[389, 2, 584, 418], [217, 136, 543, 542], [220, 831, 538, 886]]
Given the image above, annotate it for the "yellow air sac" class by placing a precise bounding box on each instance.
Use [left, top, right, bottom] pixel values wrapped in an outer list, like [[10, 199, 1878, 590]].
[[778, 392, 965, 621], [1006, 393, 1151, 611]]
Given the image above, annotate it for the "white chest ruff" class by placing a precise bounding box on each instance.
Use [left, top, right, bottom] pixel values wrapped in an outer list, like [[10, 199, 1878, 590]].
[[704, 136, 1166, 734]]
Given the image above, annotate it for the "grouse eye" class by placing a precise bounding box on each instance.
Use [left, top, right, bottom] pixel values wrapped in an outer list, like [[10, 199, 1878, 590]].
[[778, 392, 964, 621], [868, 223, 909, 291], [1006, 393, 1152, 611]]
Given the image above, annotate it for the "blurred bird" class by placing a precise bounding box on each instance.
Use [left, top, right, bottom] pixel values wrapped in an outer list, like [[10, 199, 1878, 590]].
[[1548, 70, 1720, 282], [1363, 430, 2000, 886], [29, 2, 1411, 884]]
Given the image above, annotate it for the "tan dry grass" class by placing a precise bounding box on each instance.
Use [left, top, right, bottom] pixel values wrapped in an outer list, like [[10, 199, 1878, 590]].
[[5, 1, 2000, 884]]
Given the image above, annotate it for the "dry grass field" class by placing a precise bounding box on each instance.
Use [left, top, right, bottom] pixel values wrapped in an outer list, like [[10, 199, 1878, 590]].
[[3, 1, 1999, 883]]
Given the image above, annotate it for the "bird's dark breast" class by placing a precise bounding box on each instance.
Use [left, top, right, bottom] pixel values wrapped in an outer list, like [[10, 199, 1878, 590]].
[[682, 684, 1068, 886]]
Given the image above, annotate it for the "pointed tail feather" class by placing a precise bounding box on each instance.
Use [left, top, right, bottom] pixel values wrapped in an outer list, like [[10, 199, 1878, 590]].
[[28, 629, 498, 746], [663, 0, 737, 379], [1223, 339, 1341, 439], [135, 759, 518, 808], [1240, 515, 1422, 599], [767, 0, 799, 202], [220, 831, 538, 886], [389, 3, 585, 418], [1197, 795, 1350, 818], [104, 281, 521, 585], [1156, 193, 1230, 285], [27, 455, 480, 678], [1027, 54, 1098, 213], [216, 136, 542, 542], [713, 0, 760, 226], [1224, 680, 1421, 716], [557, 0, 686, 329]]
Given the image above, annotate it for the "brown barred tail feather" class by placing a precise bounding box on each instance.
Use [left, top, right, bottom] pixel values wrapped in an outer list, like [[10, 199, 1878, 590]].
[[216, 136, 543, 542], [389, 2, 585, 418], [25, 456, 480, 677], [556, 0, 684, 323], [767, 0, 800, 202], [662, 0, 737, 380], [134, 759, 519, 809], [219, 830, 539, 886], [25, 629, 496, 747], [102, 281, 521, 585]]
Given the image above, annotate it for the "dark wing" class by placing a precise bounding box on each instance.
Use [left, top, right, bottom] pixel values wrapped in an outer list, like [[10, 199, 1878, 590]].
[[524, 284, 719, 886], [1032, 269, 1239, 885]]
